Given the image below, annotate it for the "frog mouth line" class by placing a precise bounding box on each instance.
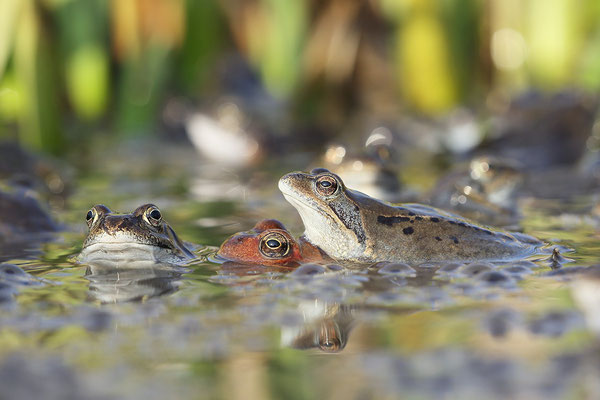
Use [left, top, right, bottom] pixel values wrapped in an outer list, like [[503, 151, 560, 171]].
[[79, 242, 181, 263], [81, 242, 169, 254]]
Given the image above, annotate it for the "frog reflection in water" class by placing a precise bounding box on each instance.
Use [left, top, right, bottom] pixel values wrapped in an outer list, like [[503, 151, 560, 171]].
[[85, 261, 185, 303], [217, 219, 331, 267], [279, 168, 543, 264], [79, 204, 195, 264], [283, 302, 355, 353]]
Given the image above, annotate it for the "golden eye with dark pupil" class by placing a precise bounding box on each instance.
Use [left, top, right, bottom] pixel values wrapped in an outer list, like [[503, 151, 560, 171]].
[[316, 176, 337, 196], [260, 233, 290, 258]]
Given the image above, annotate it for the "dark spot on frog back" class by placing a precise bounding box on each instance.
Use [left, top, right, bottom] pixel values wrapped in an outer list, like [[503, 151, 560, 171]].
[[403, 227, 414, 235], [377, 215, 410, 226], [471, 226, 493, 235]]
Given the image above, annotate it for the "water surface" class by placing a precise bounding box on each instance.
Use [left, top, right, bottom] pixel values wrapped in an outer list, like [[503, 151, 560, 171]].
[[1, 142, 599, 400]]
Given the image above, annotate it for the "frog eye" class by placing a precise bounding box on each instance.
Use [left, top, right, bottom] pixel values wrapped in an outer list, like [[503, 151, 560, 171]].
[[85, 208, 97, 228], [144, 207, 163, 226], [318, 321, 343, 352], [259, 232, 290, 258], [315, 175, 338, 197], [318, 337, 341, 353]]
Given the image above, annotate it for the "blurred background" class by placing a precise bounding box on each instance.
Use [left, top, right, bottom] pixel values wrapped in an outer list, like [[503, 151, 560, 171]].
[[3, 4, 600, 399], [0, 0, 599, 155]]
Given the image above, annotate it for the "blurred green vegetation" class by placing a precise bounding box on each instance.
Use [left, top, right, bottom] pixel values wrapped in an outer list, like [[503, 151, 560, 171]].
[[0, 0, 599, 154]]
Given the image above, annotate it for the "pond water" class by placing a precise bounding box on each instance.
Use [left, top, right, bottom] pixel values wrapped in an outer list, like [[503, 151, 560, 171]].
[[2, 140, 600, 400]]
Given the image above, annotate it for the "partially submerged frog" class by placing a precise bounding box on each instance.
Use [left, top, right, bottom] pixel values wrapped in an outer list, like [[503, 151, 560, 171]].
[[483, 90, 596, 170], [0, 263, 42, 303], [0, 188, 58, 237], [429, 156, 524, 226], [0, 188, 59, 261], [279, 168, 543, 264], [79, 204, 194, 264], [0, 141, 71, 200], [217, 219, 331, 267]]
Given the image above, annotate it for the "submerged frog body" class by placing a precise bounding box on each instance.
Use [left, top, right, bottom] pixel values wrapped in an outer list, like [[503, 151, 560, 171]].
[[0, 187, 59, 261], [279, 168, 543, 264], [217, 219, 330, 267], [79, 204, 194, 264]]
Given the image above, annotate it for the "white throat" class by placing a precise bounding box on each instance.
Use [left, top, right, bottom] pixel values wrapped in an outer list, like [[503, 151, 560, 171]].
[[282, 193, 365, 260]]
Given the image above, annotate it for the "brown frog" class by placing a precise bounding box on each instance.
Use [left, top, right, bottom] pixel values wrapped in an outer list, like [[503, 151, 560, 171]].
[[79, 204, 194, 264], [217, 219, 331, 267], [279, 168, 543, 264]]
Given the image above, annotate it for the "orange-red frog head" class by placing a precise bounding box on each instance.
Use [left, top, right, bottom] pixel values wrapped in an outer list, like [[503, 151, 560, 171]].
[[217, 219, 330, 267]]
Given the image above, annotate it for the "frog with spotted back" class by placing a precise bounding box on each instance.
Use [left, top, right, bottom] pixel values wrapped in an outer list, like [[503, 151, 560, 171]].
[[217, 219, 331, 267], [279, 168, 543, 264], [79, 204, 195, 264]]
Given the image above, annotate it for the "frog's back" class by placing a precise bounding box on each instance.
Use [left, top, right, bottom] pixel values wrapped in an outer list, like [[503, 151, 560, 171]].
[[363, 203, 542, 264]]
